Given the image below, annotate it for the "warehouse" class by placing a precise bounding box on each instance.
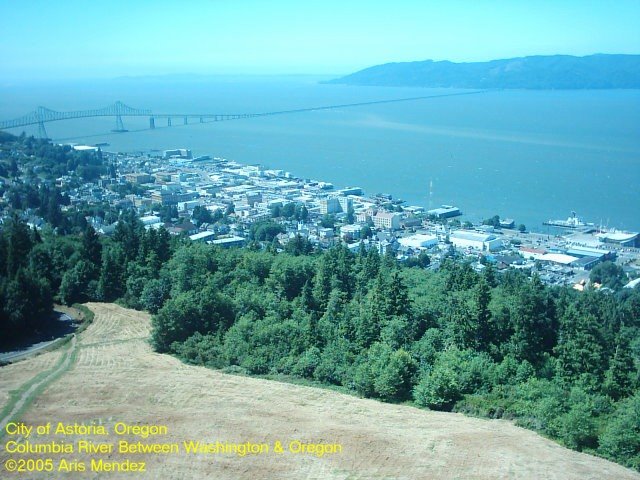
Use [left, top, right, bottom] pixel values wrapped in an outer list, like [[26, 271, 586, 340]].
[[427, 205, 461, 219], [597, 231, 639, 248], [399, 234, 438, 249], [538, 253, 579, 266], [450, 231, 502, 252]]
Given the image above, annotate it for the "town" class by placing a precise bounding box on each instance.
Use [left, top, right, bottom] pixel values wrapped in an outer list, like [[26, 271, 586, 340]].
[[47, 144, 640, 291]]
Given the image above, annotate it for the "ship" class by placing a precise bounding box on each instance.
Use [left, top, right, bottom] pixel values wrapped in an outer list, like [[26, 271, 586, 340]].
[[543, 211, 594, 229]]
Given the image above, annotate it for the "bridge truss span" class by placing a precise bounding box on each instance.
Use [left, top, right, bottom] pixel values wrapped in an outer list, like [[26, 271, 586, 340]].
[[0, 102, 153, 138], [0, 91, 488, 139]]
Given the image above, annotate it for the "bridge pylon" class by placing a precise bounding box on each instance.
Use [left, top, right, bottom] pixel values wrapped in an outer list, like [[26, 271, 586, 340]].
[[114, 115, 126, 132], [37, 121, 48, 140], [111, 101, 129, 132], [36, 107, 49, 139]]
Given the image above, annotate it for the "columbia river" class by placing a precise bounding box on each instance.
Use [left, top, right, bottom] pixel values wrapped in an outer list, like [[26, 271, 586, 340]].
[[1, 76, 639, 231]]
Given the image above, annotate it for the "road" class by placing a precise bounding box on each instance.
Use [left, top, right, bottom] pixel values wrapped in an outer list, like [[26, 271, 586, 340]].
[[0, 313, 74, 364]]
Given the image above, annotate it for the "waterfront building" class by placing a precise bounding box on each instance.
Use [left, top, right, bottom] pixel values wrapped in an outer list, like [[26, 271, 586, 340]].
[[163, 149, 192, 159], [338, 186, 363, 196], [565, 246, 614, 261], [404, 205, 425, 214], [499, 218, 515, 229], [572, 256, 601, 270], [597, 231, 640, 248], [450, 230, 502, 251], [428, 205, 461, 219], [401, 216, 423, 229], [538, 253, 580, 266]]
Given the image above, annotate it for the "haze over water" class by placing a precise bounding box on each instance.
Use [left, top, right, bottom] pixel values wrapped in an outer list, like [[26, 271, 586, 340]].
[[1, 77, 639, 232]]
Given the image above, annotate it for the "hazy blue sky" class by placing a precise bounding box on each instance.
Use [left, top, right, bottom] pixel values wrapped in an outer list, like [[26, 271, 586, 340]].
[[1, 0, 639, 79]]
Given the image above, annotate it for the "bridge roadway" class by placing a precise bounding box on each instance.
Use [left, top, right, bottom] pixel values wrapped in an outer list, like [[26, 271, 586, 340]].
[[0, 90, 488, 138]]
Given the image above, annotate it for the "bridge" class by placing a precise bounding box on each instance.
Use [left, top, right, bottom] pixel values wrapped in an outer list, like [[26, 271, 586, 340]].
[[0, 90, 488, 139]]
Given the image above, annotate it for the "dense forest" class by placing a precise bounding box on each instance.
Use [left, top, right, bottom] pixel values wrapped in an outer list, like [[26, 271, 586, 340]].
[[0, 210, 638, 470], [150, 240, 640, 471]]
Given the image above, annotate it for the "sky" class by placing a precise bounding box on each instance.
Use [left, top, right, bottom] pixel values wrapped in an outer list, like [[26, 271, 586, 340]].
[[0, 0, 639, 80]]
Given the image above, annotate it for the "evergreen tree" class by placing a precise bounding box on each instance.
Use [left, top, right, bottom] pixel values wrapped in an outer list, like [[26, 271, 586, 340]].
[[97, 246, 126, 301], [113, 210, 143, 261], [361, 247, 381, 283], [46, 188, 64, 229], [370, 270, 411, 321], [508, 276, 554, 365], [472, 277, 493, 351], [312, 255, 334, 312], [2, 267, 52, 334], [5, 215, 32, 276], [299, 205, 309, 222], [284, 234, 313, 256], [59, 260, 94, 305], [443, 292, 477, 350], [603, 331, 636, 400], [555, 305, 606, 388], [155, 226, 172, 264], [81, 225, 102, 270], [301, 280, 316, 313]]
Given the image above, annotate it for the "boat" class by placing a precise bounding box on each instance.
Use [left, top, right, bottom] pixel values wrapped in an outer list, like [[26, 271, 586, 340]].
[[543, 211, 594, 229]]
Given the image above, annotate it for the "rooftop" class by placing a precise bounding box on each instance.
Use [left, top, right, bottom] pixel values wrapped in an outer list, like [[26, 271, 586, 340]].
[[451, 230, 495, 242]]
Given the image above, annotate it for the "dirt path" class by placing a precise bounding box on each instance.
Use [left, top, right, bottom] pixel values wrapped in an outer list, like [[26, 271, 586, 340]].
[[0, 303, 638, 480], [0, 335, 77, 434]]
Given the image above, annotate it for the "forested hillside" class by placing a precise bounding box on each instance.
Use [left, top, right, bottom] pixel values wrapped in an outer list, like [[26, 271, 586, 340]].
[[328, 54, 640, 89], [146, 239, 639, 470]]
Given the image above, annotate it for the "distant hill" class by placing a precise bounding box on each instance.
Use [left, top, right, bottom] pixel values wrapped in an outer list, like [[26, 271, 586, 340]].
[[327, 54, 640, 89]]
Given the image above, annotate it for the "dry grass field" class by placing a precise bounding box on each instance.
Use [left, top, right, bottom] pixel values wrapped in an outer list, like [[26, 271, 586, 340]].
[[0, 349, 64, 408], [1, 303, 638, 479]]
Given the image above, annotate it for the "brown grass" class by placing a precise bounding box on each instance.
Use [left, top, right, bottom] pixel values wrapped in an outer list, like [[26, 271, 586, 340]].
[[1, 302, 638, 479], [0, 350, 64, 408]]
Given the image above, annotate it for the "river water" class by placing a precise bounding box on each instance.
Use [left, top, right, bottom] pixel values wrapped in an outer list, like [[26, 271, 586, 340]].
[[1, 76, 639, 231]]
